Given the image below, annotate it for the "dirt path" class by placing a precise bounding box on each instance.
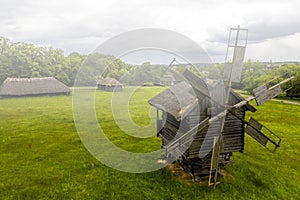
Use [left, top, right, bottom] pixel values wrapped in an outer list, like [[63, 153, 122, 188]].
[[271, 99, 300, 106]]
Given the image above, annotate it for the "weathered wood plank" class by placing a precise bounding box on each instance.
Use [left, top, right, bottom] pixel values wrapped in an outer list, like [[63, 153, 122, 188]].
[[245, 125, 268, 146]]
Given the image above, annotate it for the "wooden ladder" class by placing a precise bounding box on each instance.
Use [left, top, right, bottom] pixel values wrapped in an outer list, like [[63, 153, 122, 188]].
[[208, 135, 223, 188]]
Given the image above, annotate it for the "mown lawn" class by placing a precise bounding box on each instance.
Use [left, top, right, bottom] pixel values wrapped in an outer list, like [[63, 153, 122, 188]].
[[0, 87, 299, 199]]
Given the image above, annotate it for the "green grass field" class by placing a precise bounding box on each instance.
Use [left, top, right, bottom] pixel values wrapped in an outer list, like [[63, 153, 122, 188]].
[[0, 87, 300, 199]]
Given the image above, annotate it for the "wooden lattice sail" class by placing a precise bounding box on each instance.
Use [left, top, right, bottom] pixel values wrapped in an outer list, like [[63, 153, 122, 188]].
[[253, 72, 294, 106]]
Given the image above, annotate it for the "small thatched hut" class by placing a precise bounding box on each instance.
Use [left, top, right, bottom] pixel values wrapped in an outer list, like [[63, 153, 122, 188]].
[[0, 77, 70, 97], [160, 75, 175, 86], [97, 77, 123, 92]]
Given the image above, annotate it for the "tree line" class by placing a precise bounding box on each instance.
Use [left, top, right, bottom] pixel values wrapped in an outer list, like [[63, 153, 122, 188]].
[[0, 37, 84, 86], [0, 36, 168, 86], [1, 36, 299, 97], [202, 60, 300, 97]]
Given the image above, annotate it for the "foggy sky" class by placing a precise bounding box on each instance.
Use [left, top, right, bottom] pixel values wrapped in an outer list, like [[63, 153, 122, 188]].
[[0, 0, 299, 63]]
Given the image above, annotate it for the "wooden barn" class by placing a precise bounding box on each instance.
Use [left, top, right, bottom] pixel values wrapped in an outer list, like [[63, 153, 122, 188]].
[[0, 77, 70, 98], [97, 77, 123, 92], [149, 69, 281, 181]]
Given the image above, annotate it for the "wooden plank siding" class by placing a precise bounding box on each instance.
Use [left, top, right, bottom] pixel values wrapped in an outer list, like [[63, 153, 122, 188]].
[[149, 69, 256, 179]]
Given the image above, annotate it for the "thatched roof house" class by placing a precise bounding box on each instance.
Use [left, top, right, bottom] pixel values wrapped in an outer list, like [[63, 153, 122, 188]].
[[97, 77, 123, 92], [0, 77, 70, 97]]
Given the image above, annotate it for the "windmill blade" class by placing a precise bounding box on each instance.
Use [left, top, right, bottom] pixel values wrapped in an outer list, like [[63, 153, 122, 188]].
[[223, 27, 248, 83], [180, 68, 227, 163], [223, 46, 246, 83], [245, 118, 281, 152], [198, 80, 226, 159], [253, 73, 294, 106], [208, 26, 248, 187], [228, 109, 281, 153]]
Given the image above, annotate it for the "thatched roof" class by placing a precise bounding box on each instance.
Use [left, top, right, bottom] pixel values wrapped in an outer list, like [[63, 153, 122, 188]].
[[148, 81, 198, 121], [97, 77, 123, 86], [0, 77, 70, 97], [161, 75, 175, 82]]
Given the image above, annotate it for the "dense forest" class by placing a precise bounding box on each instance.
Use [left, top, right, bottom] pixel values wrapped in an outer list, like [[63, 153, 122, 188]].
[[0, 36, 299, 96], [0, 36, 84, 86], [0, 36, 168, 86]]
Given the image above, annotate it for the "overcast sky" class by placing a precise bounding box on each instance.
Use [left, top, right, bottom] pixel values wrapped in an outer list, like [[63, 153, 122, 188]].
[[1, 0, 300, 63]]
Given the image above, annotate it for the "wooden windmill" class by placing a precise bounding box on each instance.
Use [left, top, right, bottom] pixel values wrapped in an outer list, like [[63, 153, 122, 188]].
[[148, 26, 294, 187]]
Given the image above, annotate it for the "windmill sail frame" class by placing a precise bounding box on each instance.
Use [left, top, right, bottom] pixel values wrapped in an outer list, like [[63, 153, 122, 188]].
[[253, 72, 294, 106]]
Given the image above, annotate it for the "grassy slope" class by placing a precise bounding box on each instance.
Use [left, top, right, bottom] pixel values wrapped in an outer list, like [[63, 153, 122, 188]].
[[0, 87, 299, 199]]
